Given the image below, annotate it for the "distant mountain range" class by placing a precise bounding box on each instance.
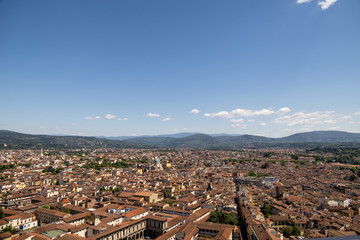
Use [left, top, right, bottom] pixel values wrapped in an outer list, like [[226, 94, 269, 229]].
[[0, 130, 360, 149], [103, 132, 202, 141], [103, 132, 241, 141], [119, 131, 360, 149], [0, 130, 142, 149]]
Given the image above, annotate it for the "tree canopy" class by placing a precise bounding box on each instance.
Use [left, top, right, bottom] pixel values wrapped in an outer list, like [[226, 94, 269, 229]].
[[208, 209, 238, 225]]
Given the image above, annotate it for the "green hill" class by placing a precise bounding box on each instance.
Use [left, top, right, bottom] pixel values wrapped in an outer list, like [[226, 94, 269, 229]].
[[0, 130, 143, 149], [1, 130, 360, 150], [280, 131, 360, 143]]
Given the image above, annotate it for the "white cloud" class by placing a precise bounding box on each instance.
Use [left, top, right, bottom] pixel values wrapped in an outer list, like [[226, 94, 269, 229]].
[[232, 108, 275, 117], [162, 117, 173, 122], [273, 111, 338, 126], [189, 109, 200, 114], [85, 116, 101, 120], [297, 0, 338, 10], [118, 117, 128, 121], [248, 119, 255, 122], [282, 128, 294, 132], [147, 112, 160, 117], [354, 112, 360, 116], [299, 127, 311, 132], [105, 114, 116, 120], [175, 128, 188, 132], [204, 111, 232, 118], [86, 114, 118, 120], [277, 107, 291, 114], [231, 123, 247, 128], [259, 122, 267, 126], [204, 107, 289, 119], [72, 123, 76, 126], [230, 118, 244, 123], [341, 115, 352, 120], [282, 128, 312, 133], [329, 126, 340, 130], [297, 0, 312, 3], [318, 0, 337, 10]]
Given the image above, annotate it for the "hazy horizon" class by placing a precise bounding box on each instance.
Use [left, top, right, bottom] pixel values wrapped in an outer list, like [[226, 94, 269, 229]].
[[2, 128, 360, 139]]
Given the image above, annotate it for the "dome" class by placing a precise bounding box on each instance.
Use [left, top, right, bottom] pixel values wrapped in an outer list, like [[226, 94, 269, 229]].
[[154, 157, 160, 163]]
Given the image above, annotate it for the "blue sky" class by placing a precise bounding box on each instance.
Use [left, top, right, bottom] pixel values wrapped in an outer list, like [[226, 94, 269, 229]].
[[0, 0, 359, 137]]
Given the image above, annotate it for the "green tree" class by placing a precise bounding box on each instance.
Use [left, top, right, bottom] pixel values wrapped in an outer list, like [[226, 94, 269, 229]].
[[261, 204, 272, 218], [62, 208, 70, 214], [85, 214, 94, 221], [224, 213, 238, 225], [292, 226, 301, 236], [248, 171, 256, 177], [0, 207, 4, 219], [140, 156, 148, 163], [165, 200, 174, 206], [162, 189, 169, 199], [261, 162, 270, 169], [42, 205, 50, 209], [208, 209, 238, 225], [263, 152, 272, 158], [113, 187, 121, 194], [314, 156, 324, 162], [281, 226, 293, 238], [23, 163, 32, 168], [0, 226, 15, 234], [350, 175, 358, 181], [201, 235, 212, 238], [209, 209, 220, 223]]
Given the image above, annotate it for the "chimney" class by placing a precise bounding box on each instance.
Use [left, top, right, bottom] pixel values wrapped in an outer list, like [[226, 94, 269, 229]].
[[94, 214, 100, 226]]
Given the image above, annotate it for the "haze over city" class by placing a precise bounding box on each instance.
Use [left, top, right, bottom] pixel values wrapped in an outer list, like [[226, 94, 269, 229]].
[[1, 0, 359, 137]]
